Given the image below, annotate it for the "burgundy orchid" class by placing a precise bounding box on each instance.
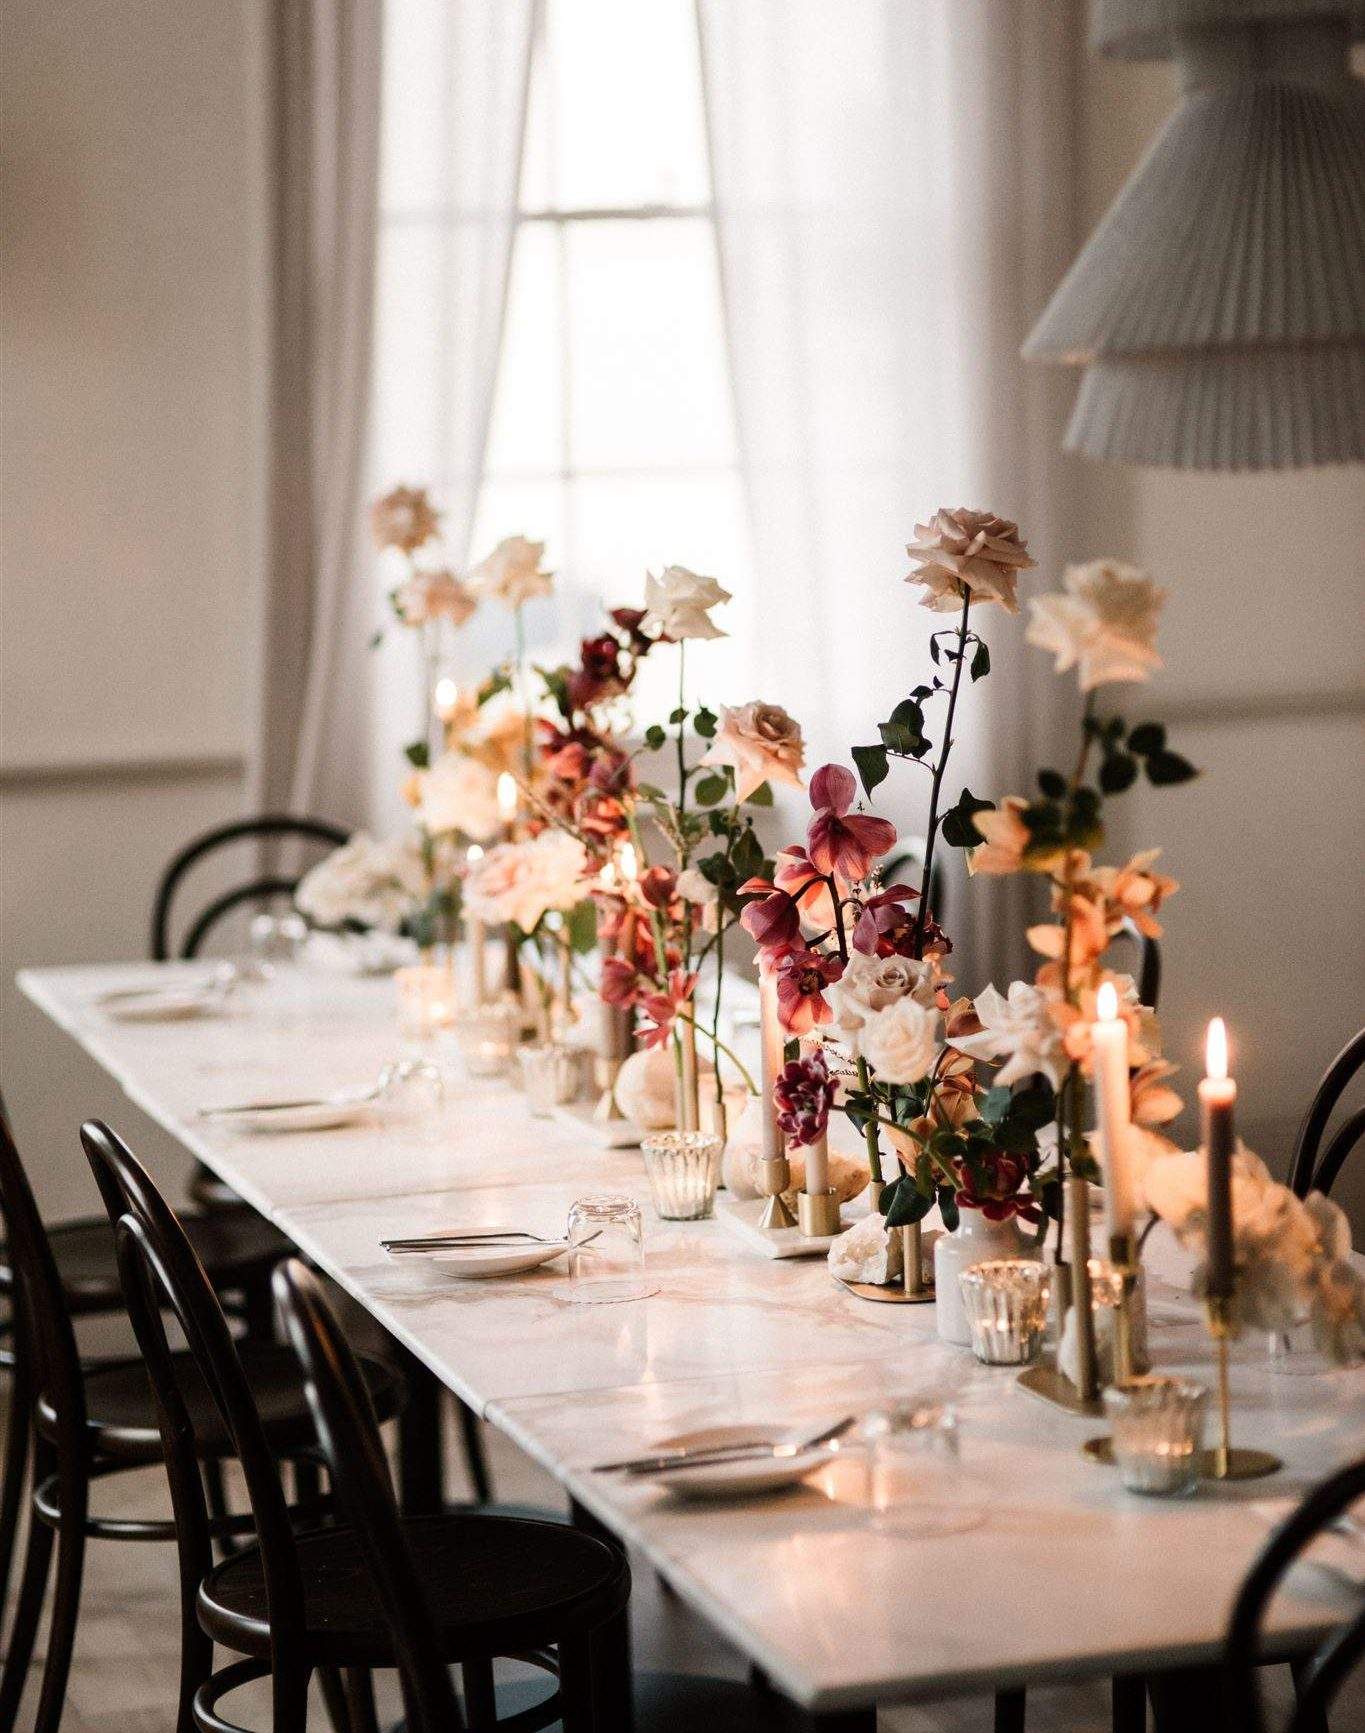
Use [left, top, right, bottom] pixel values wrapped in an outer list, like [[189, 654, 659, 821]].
[[773, 947, 844, 1035], [954, 1151, 1041, 1224], [738, 878, 802, 954], [851, 882, 920, 955], [773, 1049, 838, 1147], [805, 763, 898, 881], [637, 968, 699, 1050], [599, 956, 642, 1009]]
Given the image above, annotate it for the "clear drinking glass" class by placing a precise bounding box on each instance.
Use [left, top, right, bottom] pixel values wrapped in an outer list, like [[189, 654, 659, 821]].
[[1103, 1377, 1208, 1497], [451, 999, 521, 1077], [959, 1260, 1053, 1365], [558, 1195, 656, 1304], [250, 909, 308, 967], [863, 1401, 986, 1538], [376, 1057, 446, 1129], [641, 1131, 722, 1221], [518, 1043, 584, 1116]]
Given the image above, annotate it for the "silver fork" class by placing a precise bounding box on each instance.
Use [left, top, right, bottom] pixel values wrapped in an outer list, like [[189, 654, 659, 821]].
[[594, 1414, 857, 1475]]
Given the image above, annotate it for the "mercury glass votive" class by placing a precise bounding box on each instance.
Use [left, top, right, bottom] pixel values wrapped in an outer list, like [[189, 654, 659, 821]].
[[518, 1042, 583, 1116], [394, 962, 458, 1044], [1103, 1377, 1208, 1497], [640, 1131, 723, 1221], [451, 999, 521, 1077], [959, 1260, 1053, 1366]]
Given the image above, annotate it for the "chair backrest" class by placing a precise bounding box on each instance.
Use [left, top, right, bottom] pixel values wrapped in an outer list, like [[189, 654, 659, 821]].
[[151, 814, 349, 960], [0, 1113, 86, 1441], [1288, 1028, 1365, 1200], [1225, 1454, 1365, 1733], [80, 1122, 308, 1665], [273, 1260, 465, 1733]]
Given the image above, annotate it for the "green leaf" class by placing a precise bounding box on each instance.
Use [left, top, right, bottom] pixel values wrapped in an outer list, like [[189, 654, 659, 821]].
[[1145, 749, 1198, 786], [745, 780, 774, 806], [634, 782, 666, 803], [708, 810, 730, 837], [567, 898, 598, 954], [852, 744, 890, 797], [929, 638, 941, 665], [693, 707, 718, 739], [1037, 769, 1066, 799], [477, 668, 512, 707], [731, 828, 764, 881], [669, 706, 687, 725], [1099, 752, 1138, 794], [694, 772, 729, 806], [970, 639, 991, 681], [979, 1086, 1012, 1126], [879, 698, 930, 759], [940, 787, 994, 849], [403, 741, 431, 770], [937, 1188, 960, 1233], [643, 724, 667, 752], [882, 1175, 933, 1228], [1128, 721, 1166, 757]]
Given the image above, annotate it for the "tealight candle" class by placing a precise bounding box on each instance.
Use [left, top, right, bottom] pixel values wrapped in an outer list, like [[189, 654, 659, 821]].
[[1091, 980, 1136, 1241], [1199, 1017, 1236, 1302]]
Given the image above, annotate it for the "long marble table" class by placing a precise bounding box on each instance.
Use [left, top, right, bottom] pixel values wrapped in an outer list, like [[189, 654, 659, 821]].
[[18, 961, 1365, 1720]]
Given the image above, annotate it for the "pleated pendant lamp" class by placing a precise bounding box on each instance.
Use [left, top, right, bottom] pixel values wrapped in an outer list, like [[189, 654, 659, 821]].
[[1024, 1, 1365, 469]]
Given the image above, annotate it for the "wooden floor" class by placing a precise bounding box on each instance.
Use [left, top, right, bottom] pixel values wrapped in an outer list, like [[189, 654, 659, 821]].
[[2, 1389, 1342, 1731]]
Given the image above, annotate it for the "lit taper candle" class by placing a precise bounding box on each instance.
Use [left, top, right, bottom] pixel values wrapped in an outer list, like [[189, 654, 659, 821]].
[[1200, 1017, 1236, 1302], [1091, 980, 1136, 1241], [465, 844, 487, 1004]]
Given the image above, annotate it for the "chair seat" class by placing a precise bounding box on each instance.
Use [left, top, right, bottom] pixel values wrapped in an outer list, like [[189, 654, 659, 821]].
[[37, 1342, 404, 1462], [198, 1512, 627, 1667], [1, 1206, 292, 1314]]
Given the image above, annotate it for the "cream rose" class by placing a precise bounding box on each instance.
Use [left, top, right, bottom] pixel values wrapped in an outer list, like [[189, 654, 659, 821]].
[[698, 701, 805, 802], [641, 565, 731, 641], [371, 485, 440, 554], [418, 752, 502, 842], [860, 996, 940, 1086], [464, 832, 588, 931], [905, 507, 1036, 614], [827, 952, 937, 1054], [470, 536, 553, 609], [1026, 559, 1165, 691], [392, 567, 478, 629], [295, 833, 427, 933]]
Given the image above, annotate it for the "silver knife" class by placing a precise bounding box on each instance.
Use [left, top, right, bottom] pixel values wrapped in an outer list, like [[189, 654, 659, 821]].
[[594, 1415, 855, 1475]]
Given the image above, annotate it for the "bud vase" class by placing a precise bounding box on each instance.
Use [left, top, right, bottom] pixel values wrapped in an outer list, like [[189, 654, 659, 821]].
[[934, 1212, 1032, 1346]]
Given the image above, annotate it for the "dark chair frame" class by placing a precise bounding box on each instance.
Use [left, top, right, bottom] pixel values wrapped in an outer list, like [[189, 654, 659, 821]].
[[1225, 1455, 1365, 1733], [1288, 1028, 1365, 1200]]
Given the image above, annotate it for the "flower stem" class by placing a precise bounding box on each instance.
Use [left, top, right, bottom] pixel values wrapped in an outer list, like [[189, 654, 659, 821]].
[[514, 605, 534, 779], [829, 872, 884, 1185], [912, 589, 972, 960], [676, 1010, 758, 1096]]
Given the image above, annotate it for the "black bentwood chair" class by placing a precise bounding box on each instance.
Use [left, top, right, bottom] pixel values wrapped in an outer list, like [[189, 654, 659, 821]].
[[85, 1128, 631, 1733], [1225, 1455, 1365, 1733], [275, 1258, 635, 1732], [1288, 1028, 1365, 1202]]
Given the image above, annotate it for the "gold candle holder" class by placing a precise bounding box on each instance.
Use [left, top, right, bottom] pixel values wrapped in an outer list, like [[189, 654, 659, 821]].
[[900, 1221, 934, 1298], [756, 1153, 796, 1230], [797, 1187, 841, 1237], [1109, 1229, 1140, 1386], [1203, 1296, 1282, 1481], [1017, 1178, 1103, 1417]]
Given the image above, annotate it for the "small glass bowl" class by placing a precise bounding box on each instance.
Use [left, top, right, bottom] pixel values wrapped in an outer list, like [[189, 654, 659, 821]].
[[1103, 1376, 1208, 1497], [518, 1043, 584, 1116], [641, 1131, 723, 1221], [959, 1259, 1052, 1366], [451, 999, 521, 1077]]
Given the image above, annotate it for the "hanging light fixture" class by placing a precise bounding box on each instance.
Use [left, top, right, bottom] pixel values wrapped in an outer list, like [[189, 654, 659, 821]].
[[1024, 1, 1365, 470]]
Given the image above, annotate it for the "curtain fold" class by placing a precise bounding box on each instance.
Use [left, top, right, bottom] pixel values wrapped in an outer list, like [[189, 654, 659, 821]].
[[253, 0, 382, 822], [697, 0, 1085, 986]]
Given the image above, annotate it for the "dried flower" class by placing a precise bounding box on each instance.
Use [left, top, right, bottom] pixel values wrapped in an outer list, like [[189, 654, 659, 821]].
[[418, 752, 502, 842], [773, 947, 845, 1036], [471, 536, 554, 609], [640, 566, 731, 641], [392, 568, 478, 629], [699, 701, 805, 802], [773, 1050, 838, 1147], [806, 764, 897, 881], [905, 507, 1036, 614], [371, 485, 440, 554], [1026, 559, 1165, 691], [858, 996, 940, 1085], [738, 881, 803, 955], [952, 980, 1067, 1090]]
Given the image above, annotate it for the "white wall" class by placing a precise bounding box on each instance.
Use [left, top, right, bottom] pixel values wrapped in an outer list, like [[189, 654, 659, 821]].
[[1076, 46, 1365, 1222], [1, 0, 266, 1213]]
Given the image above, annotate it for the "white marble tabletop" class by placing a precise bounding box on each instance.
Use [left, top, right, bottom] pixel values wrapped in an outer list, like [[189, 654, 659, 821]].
[[18, 961, 1365, 1712]]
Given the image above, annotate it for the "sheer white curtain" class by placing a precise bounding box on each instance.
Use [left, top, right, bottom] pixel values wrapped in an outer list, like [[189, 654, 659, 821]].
[[362, 0, 536, 833], [697, 0, 1084, 983]]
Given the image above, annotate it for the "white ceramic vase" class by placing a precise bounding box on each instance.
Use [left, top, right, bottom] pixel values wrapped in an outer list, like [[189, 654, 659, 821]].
[[934, 1211, 1031, 1346]]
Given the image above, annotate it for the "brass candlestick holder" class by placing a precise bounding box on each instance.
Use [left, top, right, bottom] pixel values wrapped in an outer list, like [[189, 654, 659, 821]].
[[1109, 1229, 1140, 1387], [1203, 1296, 1282, 1481], [797, 1187, 841, 1236], [756, 1153, 796, 1230], [1018, 1177, 1104, 1417]]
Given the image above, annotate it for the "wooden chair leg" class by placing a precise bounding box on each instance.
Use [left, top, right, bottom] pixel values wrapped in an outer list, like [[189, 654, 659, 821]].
[[994, 1686, 1026, 1733], [1113, 1673, 1146, 1733], [0, 1353, 31, 1625], [0, 1484, 53, 1725], [462, 1655, 498, 1728], [33, 1458, 88, 1733], [396, 1347, 444, 1514], [1147, 1664, 1223, 1733], [586, 1606, 634, 1733], [457, 1396, 492, 1504], [557, 1635, 595, 1733], [1290, 1657, 1330, 1733], [344, 1667, 382, 1733]]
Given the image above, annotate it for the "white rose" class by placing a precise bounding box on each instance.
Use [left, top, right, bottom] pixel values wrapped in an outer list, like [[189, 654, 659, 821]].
[[860, 997, 940, 1086], [419, 753, 502, 842], [641, 565, 731, 641], [827, 952, 937, 1054], [952, 980, 1067, 1090], [470, 535, 553, 609], [1026, 559, 1164, 692], [295, 833, 427, 933]]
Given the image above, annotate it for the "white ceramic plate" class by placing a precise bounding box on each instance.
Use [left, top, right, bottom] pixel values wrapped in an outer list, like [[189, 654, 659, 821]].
[[201, 1099, 370, 1134], [97, 987, 224, 1023], [385, 1241, 567, 1279], [644, 1425, 838, 1499]]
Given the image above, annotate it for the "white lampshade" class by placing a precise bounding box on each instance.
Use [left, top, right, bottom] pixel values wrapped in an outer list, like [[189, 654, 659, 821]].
[[1024, 4, 1365, 469]]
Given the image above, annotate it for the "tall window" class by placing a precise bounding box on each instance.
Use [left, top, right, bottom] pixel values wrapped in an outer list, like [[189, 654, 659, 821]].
[[370, 0, 748, 734]]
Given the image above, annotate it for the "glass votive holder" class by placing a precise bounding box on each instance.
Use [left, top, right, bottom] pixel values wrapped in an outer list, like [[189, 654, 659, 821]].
[[959, 1259, 1053, 1366], [640, 1131, 723, 1221], [518, 1043, 583, 1116], [451, 999, 521, 1077], [862, 1401, 985, 1538], [1103, 1376, 1208, 1497], [559, 1195, 656, 1305], [395, 962, 458, 1044]]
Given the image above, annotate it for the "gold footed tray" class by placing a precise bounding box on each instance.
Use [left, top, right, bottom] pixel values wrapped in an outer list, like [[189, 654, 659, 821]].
[[1082, 1436, 1283, 1480], [837, 1276, 936, 1306], [1017, 1363, 1105, 1419]]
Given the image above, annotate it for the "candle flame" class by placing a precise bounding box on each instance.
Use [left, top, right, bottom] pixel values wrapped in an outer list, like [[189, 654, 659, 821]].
[[433, 676, 459, 721], [496, 772, 518, 818], [1096, 980, 1119, 1022], [1205, 1016, 1229, 1082], [619, 842, 639, 882], [465, 844, 484, 864], [599, 860, 617, 890]]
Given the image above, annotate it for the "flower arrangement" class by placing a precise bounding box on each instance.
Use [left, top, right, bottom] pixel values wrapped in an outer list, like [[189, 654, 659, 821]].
[[295, 832, 431, 936]]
